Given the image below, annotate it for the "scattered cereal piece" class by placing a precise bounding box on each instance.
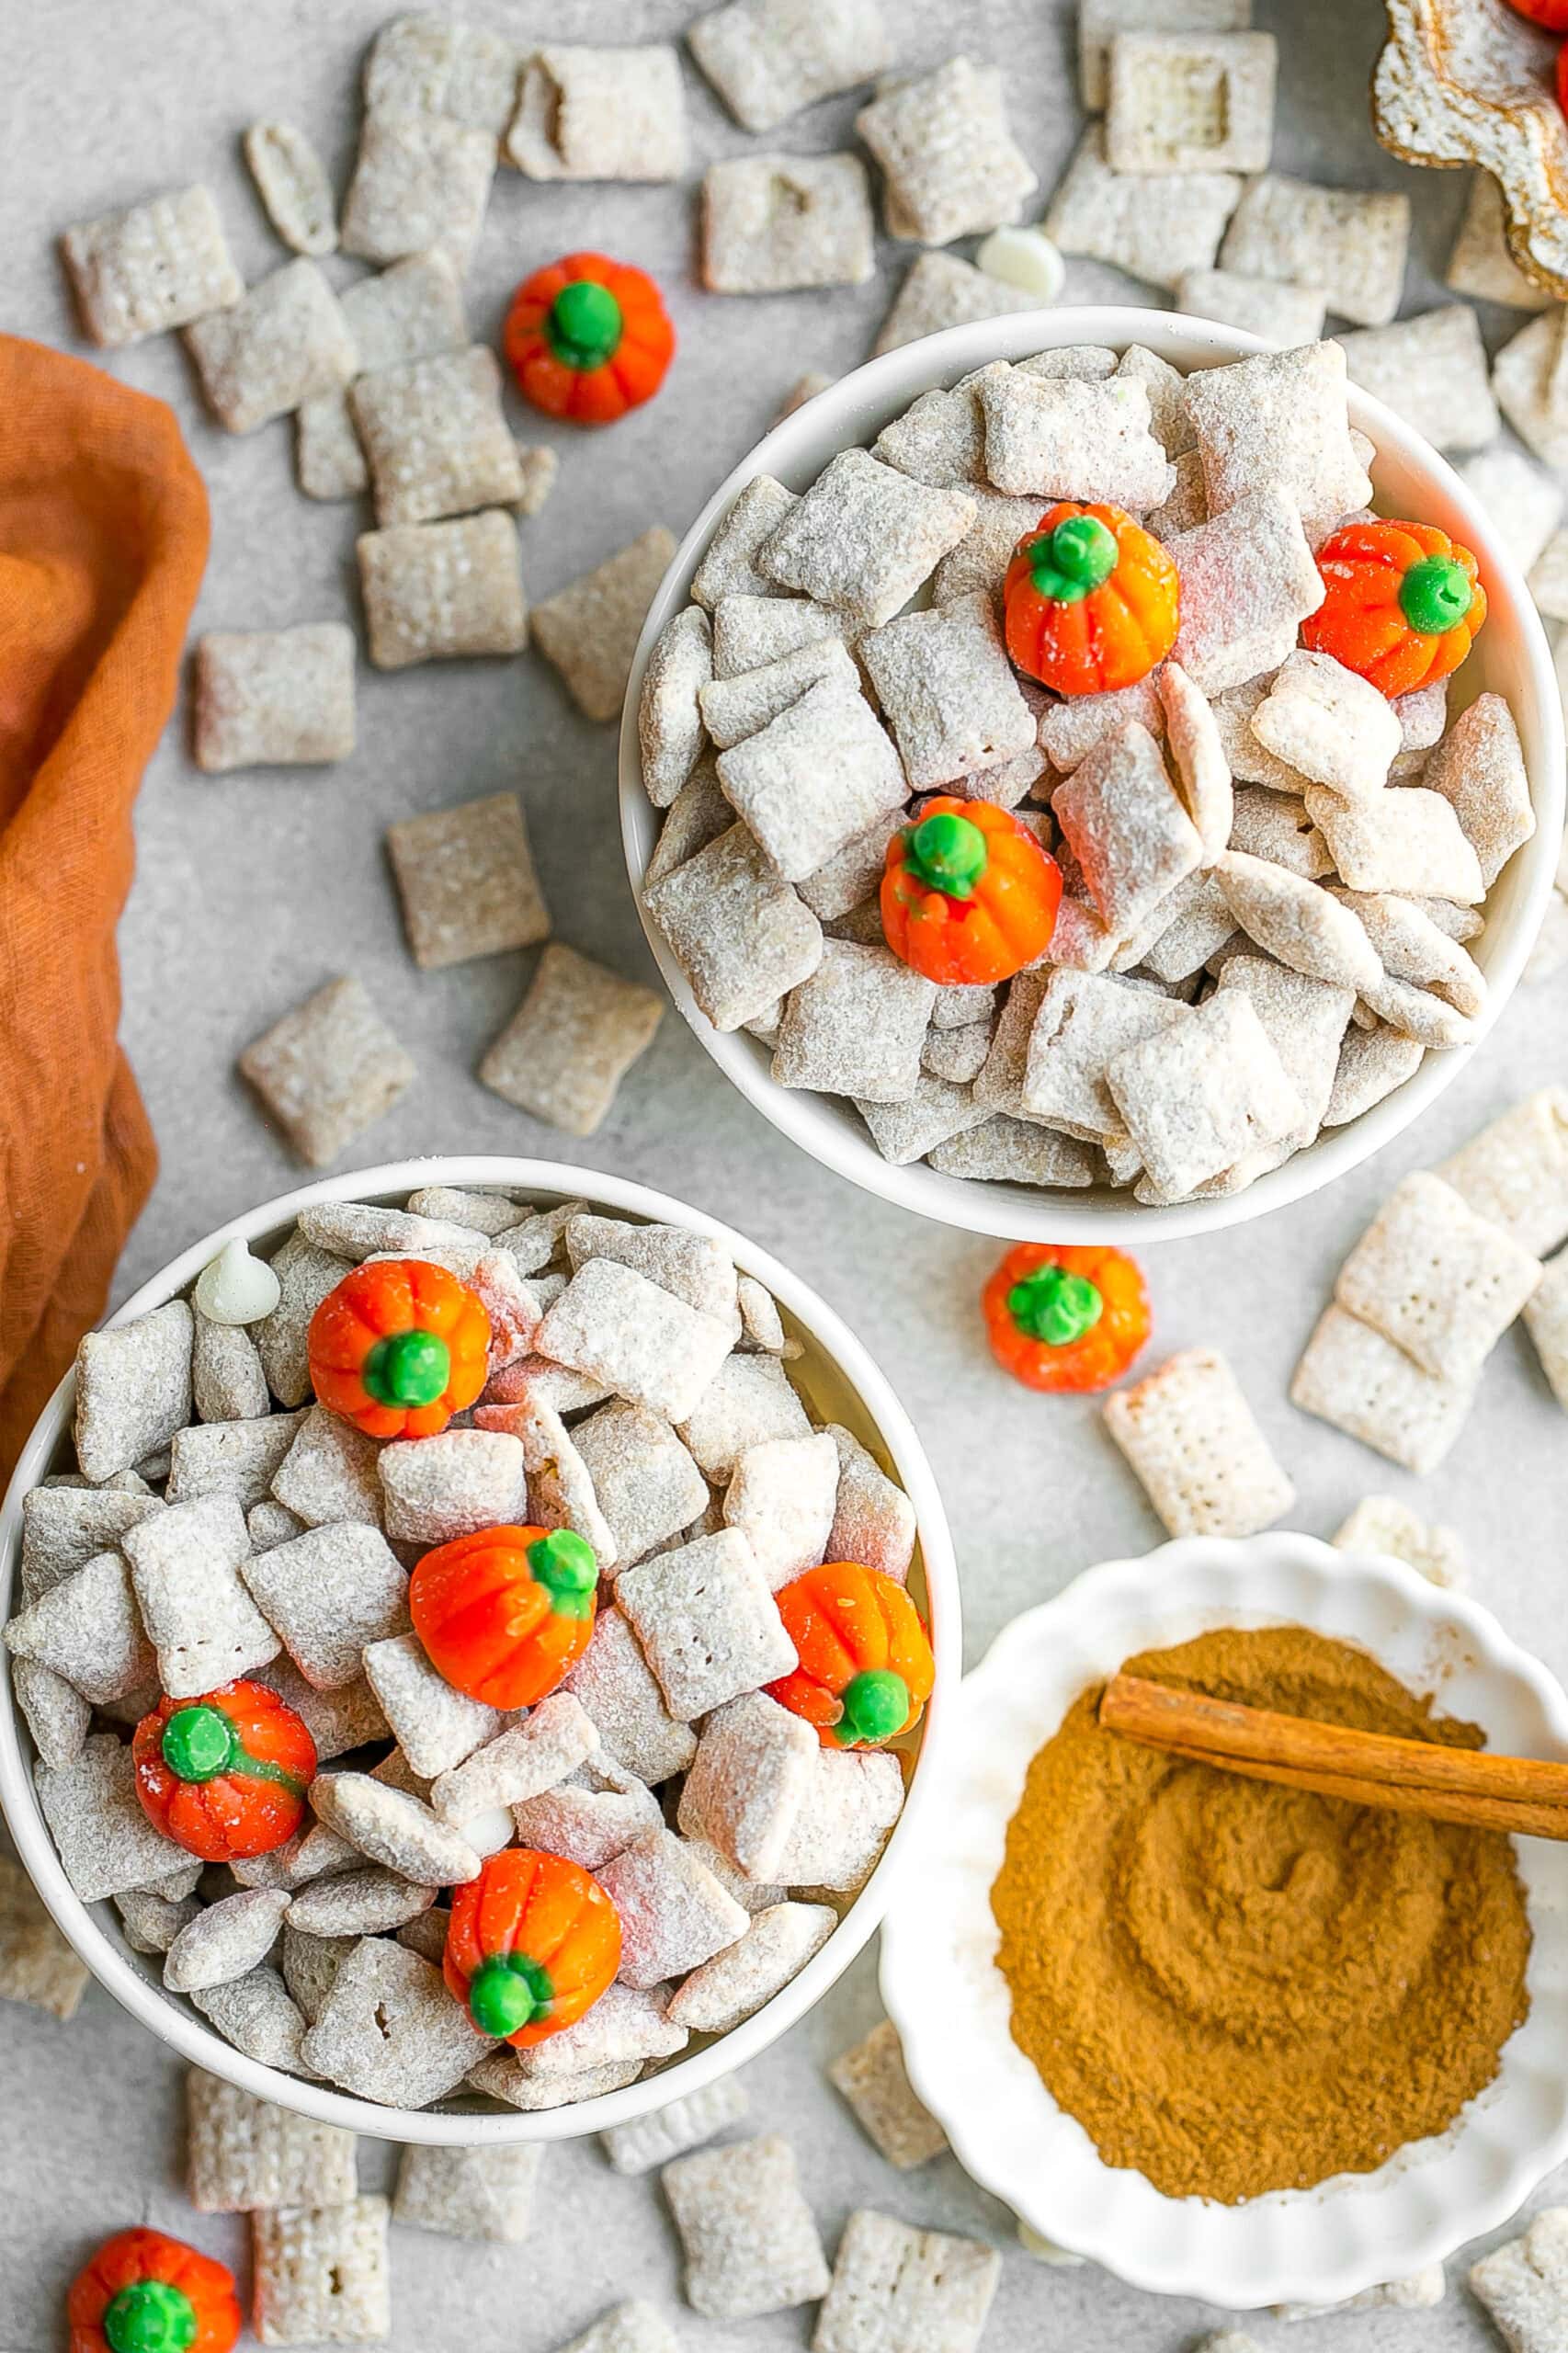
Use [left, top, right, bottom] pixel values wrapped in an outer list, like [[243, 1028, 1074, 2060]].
[[301, 1938, 477, 2105], [873, 250, 1039, 357], [193, 625, 355, 774], [1251, 651, 1401, 800], [1332, 1495, 1467, 1587], [252, 2196, 391, 2345], [185, 259, 354, 434], [358, 509, 527, 670], [1176, 267, 1324, 343], [507, 46, 687, 182], [187, 2070, 357, 2211], [340, 114, 494, 269], [1105, 1345, 1294, 1536], [1290, 1303, 1475, 1472], [386, 790, 550, 971], [761, 449, 975, 628], [1219, 173, 1410, 328], [74, 1301, 193, 1485], [394, 2143, 541, 2244], [1045, 128, 1241, 292], [619, 1529, 795, 1721], [0, 1853, 89, 2020], [830, 2017, 948, 2168], [532, 528, 677, 723], [1440, 1088, 1568, 1257], [351, 347, 522, 529], [1494, 313, 1568, 472], [62, 184, 242, 347], [1335, 1171, 1540, 1383], [1168, 488, 1324, 695], [702, 153, 876, 294], [1078, 0, 1253, 110], [362, 14, 459, 115], [341, 252, 467, 375], [645, 824, 825, 1032], [1524, 1245, 1568, 1412], [240, 976, 414, 1166], [242, 1521, 409, 1689], [540, 2297, 676, 2346], [814, 2208, 1000, 2353], [244, 123, 336, 257], [688, 0, 892, 131], [1185, 342, 1369, 546], [480, 944, 663, 1139], [1306, 787, 1484, 904], [36, 1733, 187, 1903], [193, 1968, 308, 2074], [1447, 171, 1552, 310], [1055, 722, 1203, 937], [1470, 2205, 1568, 2353], [1339, 305, 1498, 452], [124, 1492, 280, 1699], [857, 57, 1036, 245], [1105, 31, 1277, 176], [664, 2134, 830, 2320], [6, 1550, 156, 1705]]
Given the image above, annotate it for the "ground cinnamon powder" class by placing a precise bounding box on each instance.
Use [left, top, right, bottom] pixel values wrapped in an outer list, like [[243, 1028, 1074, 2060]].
[[991, 1626, 1532, 2203]]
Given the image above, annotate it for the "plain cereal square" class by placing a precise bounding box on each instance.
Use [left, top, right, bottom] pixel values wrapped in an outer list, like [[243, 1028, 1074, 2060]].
[[507, 46, 687, 182], [62, 185, 241, 347], [358, 510, 527, 671], [1219, 173, 1409, 327], [185, 260, 355, 434], [855, 57, 1036, 246], [352, 347, 522, 528], [1290, 1303, 1476, 1472], [387, 791, 549, 969], [702, 153, 876, 293], [479, 944, 662, 1138], [252, 2197, 391, 2345], [1335, 1171, 1541, 1382], [340, 115, 495, 270], [187, 2072, 357, 2212], [760, 449, 975, 628], [362, 13, 457, 115], [617, 1529, 796, 1719], [813, 2209, 1001, 2353], [773, 943, 936, 1105], [393, 2144, 541, 2245], [1104, 1345, 1294, 1537], [194, 625, 356, 774], [240, 976, 414, 1166], [1106, 32, 1277, 175], [664, 2135, 829, 2320], [644, 823, 824, 1032], [689, 0, 892, 131], [0, 1852, 90, 2019], [532, 529, 676, 723]]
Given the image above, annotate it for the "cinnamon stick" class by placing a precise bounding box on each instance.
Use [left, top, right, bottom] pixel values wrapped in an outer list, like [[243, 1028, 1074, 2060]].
[[1099, 1672, 1568, 1842]]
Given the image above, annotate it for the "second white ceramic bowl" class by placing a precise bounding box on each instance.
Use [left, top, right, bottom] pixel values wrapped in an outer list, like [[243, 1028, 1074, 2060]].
[[879, 1533, 1568, 2309], [619, 307, 1565, 1244], [0, 1158, 959, 2144]]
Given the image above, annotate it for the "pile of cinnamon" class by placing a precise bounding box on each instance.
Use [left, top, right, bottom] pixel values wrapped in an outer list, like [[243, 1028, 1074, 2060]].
[[991, 1625, 1531, 2203]]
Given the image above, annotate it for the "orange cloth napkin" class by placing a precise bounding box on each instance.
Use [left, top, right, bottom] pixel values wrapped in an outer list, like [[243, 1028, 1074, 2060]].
[[0, 335, 209, 1479]]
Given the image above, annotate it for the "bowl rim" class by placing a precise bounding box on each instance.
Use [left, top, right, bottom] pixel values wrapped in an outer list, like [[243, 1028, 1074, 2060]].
[[0, 1154, 960, 2144], [618, 303, 1567, 1245], [878, 1530, 1568, 2305]]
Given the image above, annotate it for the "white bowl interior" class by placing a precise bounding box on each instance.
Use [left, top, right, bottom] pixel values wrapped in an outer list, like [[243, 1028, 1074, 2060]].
[[619, 306, 1566, 1244], [0, 1156, 958, 2143], [879, 1533, 1568, 2308]]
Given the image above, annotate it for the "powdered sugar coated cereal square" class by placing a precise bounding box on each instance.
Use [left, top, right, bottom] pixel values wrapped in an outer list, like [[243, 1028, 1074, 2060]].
[[644, 824, 824, 1034], [688, 0, 892, 131], [194, 626, 356, 773], [340, 114, 494, 269], [830, 2018, 949, 2168], [774, 943, 936, 1105], [185, 260, 355, 435], [1104, 1346, 1294, 1537], [1335, 1171, 1540, 1384], [252, 2197, 391, 2345], [664, 2135, 830, 2320], [1290, 1304, 1475, 1473], [1045, 129, 1241, 293], [1105, 31, 1277, 176], [814, 2209, 1001, 2353], [507, 46, 687, 183], [480, 944, 662, 1139], [387, 791, 550, 970], [1219, 175, 1409, 328], [761, 449, 975, 628], [1183, 342, 1369, 546], [856, 58, 1037, 246], [702, 154, 876, 293], [62, 185, 241, 347]]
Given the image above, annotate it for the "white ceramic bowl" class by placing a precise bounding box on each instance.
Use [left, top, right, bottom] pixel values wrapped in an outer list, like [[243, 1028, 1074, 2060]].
[[879, 1532, 1568, 2309], [619, 307, 1565, 1243], [0, 1157, 958, 2145]]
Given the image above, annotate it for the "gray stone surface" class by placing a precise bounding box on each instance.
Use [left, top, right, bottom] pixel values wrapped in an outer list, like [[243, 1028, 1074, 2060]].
[[2, 1, 1567, 2347]]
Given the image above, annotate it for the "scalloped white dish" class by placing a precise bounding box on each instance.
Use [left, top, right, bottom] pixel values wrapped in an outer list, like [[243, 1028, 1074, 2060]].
[[880, 1533, 1568, 2309]]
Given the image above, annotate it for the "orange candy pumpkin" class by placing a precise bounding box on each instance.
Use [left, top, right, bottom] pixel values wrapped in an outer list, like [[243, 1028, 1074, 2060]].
[[132, 1679, 315, 1863], [983, 1242, 1151, 1394], [502, 252, 674, 425], [767, 1562, 934, 1748], [409, 1523, 597, 1709], [1301, 518, 1487, 699], [1004, 502, 1179, 696], [308, 1257, 491, 1440], [445, 1847, 621, 2046], [67, 2228, 241, 2353], [881, 797, 1062, 987]]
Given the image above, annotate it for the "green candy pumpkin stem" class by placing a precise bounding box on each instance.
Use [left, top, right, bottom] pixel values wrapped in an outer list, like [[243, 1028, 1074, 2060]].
[[1007, 1265, 1104, 1347], [160, 1702, 306, 1798], [546, 278, 623, 372], [361, 1326, 451, 1410], [1398, 552, 1474, 638], [1028, 513, 1119, 604], [101, 2280, 199, 2353], [903, 811, 989, 901], [528, 1529, 598, 1619], [468, 1950, 554, 2038], [835, 1667, 910, 1746]]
